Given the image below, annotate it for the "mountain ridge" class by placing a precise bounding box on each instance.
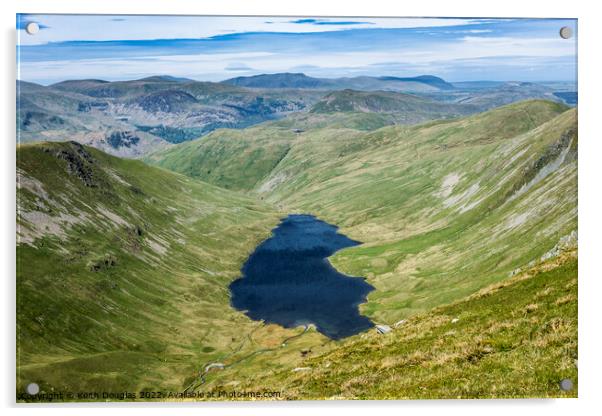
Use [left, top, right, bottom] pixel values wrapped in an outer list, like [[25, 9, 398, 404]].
[[222, 72, 455, 92]]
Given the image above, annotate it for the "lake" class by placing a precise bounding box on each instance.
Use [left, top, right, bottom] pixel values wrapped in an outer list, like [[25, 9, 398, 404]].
[[229, 214, 374, 340]]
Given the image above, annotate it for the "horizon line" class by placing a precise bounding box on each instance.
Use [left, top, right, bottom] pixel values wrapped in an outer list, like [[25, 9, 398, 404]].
[[16, 72, 578, 87]]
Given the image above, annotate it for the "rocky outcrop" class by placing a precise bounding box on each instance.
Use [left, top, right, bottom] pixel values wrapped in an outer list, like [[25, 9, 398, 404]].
[[45, 141, 97, 187], [105, 131, 140, 149], [509, 230, 577, 277]]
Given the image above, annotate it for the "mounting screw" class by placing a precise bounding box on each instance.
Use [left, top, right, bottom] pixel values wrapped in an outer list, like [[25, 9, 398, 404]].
[[25, 22, 40, 35], [26, 383, 40, 395], [559, 26, 573, 39], [559, 378, 573, 391]]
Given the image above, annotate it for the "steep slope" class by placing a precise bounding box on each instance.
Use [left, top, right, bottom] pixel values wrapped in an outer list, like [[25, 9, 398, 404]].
[[261, 101, 576, 322], [142, 90, 482, 190], [17, 80, 171, 158], [16, 141, 291, 395], [220, 250, 577, 399], [144, 122, 297, 191]]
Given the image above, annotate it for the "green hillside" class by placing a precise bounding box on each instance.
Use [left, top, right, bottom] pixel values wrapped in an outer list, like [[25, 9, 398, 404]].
[[16, 141, 292, 396], [310, 89, 477, 123], [220, 250, 577, 399], [143, 123, 297, 191]]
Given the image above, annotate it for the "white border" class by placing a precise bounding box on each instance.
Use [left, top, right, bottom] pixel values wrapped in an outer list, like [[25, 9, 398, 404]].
[[2, 1, 601, 415]]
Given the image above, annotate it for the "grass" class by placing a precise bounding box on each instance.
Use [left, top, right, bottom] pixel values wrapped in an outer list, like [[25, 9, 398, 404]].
[[16, 141, 290, 398], [217, 250, 577, 400]]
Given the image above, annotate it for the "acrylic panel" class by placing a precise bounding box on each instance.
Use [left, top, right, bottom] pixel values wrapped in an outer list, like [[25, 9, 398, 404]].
[[16, 14, 578, 402]]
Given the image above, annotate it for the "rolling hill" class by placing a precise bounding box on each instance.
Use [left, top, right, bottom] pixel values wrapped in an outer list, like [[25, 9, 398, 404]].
[[18, 74, 572, 161], [310, 89, 478, 123], [142, 99, 577, 398], [219, 249, 577, 399]]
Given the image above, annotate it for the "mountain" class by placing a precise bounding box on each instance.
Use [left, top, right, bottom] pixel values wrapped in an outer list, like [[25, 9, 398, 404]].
[[226, 249, 577, 399], [16, 141, 283, 394], [145, 99, 577, 397], [222, 73, 455, 92], [379, 75, 455, 90], [137, 75, 195, 83], [18, 78, 325, 156], [419, 81, 565, 110], [18, 74, 572, 160], [310, 89, 478, 123], [223, 73, 329, 89]]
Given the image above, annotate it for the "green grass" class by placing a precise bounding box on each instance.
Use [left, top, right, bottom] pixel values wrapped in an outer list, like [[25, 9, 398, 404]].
[[16, 141, 286, 398], [143, 123, 297, 191]]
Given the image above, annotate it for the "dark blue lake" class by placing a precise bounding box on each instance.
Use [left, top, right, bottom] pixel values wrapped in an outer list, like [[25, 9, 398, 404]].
[[229, 214, 374, 340]]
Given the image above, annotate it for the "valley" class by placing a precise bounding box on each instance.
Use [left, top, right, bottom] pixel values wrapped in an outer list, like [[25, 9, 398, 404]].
[[17, 74, 578, 400]]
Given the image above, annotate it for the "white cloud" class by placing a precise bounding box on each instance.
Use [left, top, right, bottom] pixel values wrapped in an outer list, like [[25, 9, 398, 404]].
[[18, 15, 484, 45]]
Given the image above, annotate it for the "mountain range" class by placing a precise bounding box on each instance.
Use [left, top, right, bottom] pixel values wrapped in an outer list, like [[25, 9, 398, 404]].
[[17, 74, 573, 159], [222, 73, 456, 91]]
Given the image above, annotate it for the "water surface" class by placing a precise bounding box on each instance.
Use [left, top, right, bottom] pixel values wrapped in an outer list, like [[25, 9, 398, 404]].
[[229, 214, 374, 340]]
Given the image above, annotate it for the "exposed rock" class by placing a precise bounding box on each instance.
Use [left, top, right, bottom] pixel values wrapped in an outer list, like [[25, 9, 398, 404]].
[[509, 230, 577, 277], [138, 90, 197, 113], [205, 363, 225, 371], [376, 324, 392, 334], [45, 141, 97, 187], [540, 230, 578, 262], [20, 111, 65, 130], [105, 131, 140, 149], [77, 101, 109, 112], [88, 254, 117, 272]]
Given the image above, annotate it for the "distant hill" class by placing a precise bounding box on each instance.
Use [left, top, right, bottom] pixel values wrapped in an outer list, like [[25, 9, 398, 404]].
[[18, 78, 324, 156], [222, 72, 455, 92], [18, 74, 570, 159], [310, 89, 477, 123], [223, 73, 328, 89]]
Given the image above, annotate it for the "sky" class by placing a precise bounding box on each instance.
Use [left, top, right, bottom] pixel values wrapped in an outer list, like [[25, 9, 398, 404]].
[[16, 15, 577, 85]]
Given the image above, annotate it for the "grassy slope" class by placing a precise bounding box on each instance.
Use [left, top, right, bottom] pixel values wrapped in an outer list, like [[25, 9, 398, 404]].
[[258, 101, 576, 321], [143, 123, 297, 191], [16, 141, 300, 396], [310, 89, 478, 123], [224, 250, 577, 399]]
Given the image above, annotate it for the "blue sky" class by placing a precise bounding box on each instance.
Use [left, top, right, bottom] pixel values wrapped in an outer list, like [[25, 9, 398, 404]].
[[16, 15, 577, 85]]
